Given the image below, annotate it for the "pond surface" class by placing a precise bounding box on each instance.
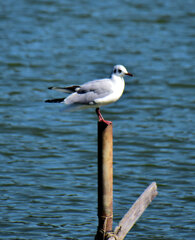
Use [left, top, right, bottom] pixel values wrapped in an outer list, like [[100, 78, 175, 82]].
[[0, 0, 194, 239]]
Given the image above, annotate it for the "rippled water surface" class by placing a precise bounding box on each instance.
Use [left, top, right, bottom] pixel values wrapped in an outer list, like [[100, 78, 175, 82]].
[[0, 0, 195, 239]]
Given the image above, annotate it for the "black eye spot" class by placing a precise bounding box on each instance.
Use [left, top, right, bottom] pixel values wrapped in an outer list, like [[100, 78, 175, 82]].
[[118, 69, 122, 73], [114, 69, 117, 73]]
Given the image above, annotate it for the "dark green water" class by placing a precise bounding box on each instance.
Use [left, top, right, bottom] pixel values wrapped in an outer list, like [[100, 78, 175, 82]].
[[0, 0, 194, 239]]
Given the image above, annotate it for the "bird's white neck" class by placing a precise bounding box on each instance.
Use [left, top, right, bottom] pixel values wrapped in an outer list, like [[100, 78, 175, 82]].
[[111, 74, 125, 96], [111, 74, 124, 82]]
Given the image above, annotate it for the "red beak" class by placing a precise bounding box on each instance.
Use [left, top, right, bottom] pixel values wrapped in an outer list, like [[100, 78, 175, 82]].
[[125, 72, 133, 77]]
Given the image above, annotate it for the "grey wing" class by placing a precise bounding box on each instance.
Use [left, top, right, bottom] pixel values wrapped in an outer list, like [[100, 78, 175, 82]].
[[65, 79, 113, 105]]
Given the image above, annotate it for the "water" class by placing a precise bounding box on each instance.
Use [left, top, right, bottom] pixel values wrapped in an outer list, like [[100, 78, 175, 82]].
[[0, 0, 194, 239]]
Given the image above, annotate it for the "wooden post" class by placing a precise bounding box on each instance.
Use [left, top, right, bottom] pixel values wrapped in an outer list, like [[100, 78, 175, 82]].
[[95, 121, 113, 240]]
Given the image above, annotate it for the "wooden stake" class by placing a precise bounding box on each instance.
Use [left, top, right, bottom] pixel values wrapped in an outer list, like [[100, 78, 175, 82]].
[[95, 121, 113, 240]]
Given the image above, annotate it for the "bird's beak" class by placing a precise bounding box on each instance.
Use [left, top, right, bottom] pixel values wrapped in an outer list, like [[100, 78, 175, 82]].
[[125, 72, 133, 77]]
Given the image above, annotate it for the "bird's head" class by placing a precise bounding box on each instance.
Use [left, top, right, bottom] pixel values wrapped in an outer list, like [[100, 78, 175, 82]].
[[112, 65, 133, 78]]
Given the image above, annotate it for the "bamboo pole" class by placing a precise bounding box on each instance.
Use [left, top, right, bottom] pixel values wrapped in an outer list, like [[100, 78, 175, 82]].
[[95, 121, 113, 240]]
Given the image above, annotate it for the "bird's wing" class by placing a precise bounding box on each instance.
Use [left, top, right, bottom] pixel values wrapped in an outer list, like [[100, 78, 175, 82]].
[[79, 79, 113, 94], [65, 79, 113, 105]]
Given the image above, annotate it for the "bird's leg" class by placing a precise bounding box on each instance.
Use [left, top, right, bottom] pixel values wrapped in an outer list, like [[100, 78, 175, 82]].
[[96, 108, 104, 121], [95, 108, 112, 125]]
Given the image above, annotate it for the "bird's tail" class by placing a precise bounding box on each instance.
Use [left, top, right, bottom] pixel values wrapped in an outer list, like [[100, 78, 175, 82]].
[[48, 86, 80, 93], [45, 98, 65, 103]]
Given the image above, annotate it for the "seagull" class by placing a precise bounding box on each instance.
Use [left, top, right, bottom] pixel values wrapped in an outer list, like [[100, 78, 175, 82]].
[[45, 65, 133, 124]]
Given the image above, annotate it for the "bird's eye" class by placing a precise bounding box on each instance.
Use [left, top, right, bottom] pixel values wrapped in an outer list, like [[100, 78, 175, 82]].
[[114, 69, 117, 73], [118, 69, 122, 73]]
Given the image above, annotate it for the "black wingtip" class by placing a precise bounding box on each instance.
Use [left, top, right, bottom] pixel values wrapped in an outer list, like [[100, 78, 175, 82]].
[[45, 98, 65, 103], [48, 87, 53, 90]]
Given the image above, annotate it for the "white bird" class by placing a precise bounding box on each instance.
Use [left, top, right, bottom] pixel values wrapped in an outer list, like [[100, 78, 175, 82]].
[[45, 65, 133, 124]]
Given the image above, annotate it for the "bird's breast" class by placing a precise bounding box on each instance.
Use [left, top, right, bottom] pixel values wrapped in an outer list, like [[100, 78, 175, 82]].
[[94, 78, 125, 106], [112, 78, 125, 100]]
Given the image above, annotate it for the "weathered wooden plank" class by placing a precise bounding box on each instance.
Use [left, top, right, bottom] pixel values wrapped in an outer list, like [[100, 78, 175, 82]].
[[114, 182, 158, 240]]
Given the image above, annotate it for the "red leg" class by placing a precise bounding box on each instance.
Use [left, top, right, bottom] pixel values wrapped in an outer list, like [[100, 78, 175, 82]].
[[95, 108, 112, 125]]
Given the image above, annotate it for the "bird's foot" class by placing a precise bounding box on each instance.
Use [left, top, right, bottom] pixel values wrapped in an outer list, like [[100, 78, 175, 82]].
[[95, 108, 112, 125], [101, 119, 112, 125]]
